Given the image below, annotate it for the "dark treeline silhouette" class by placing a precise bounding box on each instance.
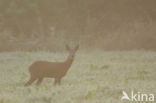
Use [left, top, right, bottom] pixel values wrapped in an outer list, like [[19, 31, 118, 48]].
[[0, 0, 156, 51]]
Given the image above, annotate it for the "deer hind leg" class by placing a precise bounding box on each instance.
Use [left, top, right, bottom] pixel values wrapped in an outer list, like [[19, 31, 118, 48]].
[[24, 76, 37, 86], [36, 77, 43, 86]]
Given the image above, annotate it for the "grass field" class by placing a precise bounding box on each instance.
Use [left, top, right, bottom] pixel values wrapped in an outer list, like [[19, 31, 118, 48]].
[[0, 51, 155, 103]]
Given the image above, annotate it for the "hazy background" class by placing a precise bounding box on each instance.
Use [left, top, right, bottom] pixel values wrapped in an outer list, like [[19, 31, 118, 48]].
[[0, 0, 156, 51], [0, 1, 156, 102]]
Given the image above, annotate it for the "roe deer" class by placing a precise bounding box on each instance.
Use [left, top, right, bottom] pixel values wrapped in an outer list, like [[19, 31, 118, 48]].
[[24, 44, 79, 86]]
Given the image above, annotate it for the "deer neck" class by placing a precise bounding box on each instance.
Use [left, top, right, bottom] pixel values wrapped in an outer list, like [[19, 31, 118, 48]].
[[64, 55, 74, 69]]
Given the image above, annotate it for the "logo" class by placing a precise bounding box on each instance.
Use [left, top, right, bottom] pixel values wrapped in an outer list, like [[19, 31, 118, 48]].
[[121, 91, 155, 102]]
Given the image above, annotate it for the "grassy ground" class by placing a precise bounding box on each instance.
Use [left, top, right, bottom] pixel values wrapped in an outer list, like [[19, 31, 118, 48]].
[[0, 51, 155, 103]]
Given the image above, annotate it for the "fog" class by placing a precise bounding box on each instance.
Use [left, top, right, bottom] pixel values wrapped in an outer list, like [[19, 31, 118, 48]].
[[0, 0, 156, 51]]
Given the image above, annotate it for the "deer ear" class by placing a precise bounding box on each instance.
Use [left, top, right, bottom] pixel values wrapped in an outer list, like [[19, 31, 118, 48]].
[[66, 44, 70, 51], [75, 44, 79, 51]]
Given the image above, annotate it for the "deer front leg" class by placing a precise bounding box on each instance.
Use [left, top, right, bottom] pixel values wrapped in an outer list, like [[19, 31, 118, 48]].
[[54, 78, 58, 85], [53, 78, 61, 85]]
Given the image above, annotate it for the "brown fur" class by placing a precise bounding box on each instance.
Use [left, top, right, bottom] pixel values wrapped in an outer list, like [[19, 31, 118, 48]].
[[24, 44, 79, 86]]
